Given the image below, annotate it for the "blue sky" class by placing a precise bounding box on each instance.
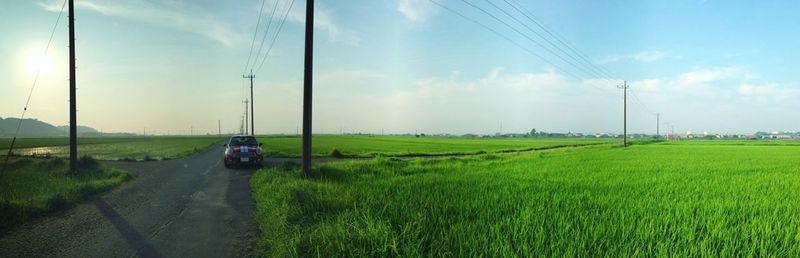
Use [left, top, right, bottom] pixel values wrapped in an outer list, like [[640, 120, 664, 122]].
[[1, 0, 799, 135]]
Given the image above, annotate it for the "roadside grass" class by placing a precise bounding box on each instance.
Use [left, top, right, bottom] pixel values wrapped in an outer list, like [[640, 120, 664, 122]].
[[252, 143, 800, 257], [257, 135, 612, 158], [2, 136, 223, 161], [0, 157, 131, 232]]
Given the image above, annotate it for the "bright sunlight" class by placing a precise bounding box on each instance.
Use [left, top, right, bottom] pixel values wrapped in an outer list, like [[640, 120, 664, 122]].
[[25, 51, 53, 75]]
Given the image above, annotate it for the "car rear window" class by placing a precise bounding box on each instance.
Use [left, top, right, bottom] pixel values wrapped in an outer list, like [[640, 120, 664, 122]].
[[229, 137, 258, 146]]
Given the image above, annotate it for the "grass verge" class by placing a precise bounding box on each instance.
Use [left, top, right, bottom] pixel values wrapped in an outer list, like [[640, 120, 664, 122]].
[[0, 157, 131, 232]]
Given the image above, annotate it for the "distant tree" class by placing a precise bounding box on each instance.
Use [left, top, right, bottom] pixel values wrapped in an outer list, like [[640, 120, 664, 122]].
[[530, 128, 537, 135]]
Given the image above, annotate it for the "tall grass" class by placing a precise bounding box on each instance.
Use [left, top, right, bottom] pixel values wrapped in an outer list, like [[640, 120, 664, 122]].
[[252, 143, 800, 256], [0, 157, 131, 231]]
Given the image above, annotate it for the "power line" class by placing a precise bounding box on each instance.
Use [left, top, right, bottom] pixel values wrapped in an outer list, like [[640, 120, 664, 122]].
[[243, 0, 267, 74], [428, 0, 583, 82], [459, 0, 597, 80], [254, 0, 296, 74], [2, 0, 68, 177], [249, 0, 281, 71], [485, 0, 609, 81], [455, 0, 624, 89], [505, 0, 617, 80]]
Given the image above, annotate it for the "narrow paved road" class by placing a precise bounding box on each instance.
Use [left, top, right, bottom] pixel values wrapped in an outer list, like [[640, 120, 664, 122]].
[[0, 145, 260, 257]]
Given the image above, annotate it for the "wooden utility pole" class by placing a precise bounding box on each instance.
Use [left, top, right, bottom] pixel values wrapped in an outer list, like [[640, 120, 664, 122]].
[[617, 81, 629, 147], [68, 0, 78, 172], [302, 0, 314, 177], [243, 72, 255, 136]]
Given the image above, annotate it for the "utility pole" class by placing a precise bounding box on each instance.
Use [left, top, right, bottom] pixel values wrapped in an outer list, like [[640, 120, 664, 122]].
[[218, 120, 221, 137], [617, 80, 629, 147], [68, 0, 78, 172], [243, 72, 255, 136], [190, 126, 193, 136], [302, 0, 314, 177], [242, 99, 249, 135], [671, 125, 675, 140], [656, 113, 660, 138]]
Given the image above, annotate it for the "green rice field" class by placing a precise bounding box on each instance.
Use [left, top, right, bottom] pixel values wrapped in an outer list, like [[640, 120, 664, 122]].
[[251, 140, 800, 257], [1, 136, 224, 161], [257, 135, 612, 157]]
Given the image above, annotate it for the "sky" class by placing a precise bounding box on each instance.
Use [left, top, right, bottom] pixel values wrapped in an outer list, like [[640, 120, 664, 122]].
[[1, 0, 799, 135]]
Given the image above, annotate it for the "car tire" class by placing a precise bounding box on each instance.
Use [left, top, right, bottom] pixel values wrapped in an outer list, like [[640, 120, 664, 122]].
[[223, 160, 230, 168]]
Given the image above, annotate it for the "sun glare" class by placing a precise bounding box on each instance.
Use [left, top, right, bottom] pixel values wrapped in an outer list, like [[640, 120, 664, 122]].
[[26, 52, 53, 75]]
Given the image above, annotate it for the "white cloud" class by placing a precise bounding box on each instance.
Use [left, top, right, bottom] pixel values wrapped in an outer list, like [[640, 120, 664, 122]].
[[677, 67, 740, 85], [38, 0, 243, 47], [601, 50, 679, 64], [633, 51, 669, 62], [397, 0, 440, 23], [308, 68, 625, 135], [738, 83, 800, 103], [629, 67, 742, 97]]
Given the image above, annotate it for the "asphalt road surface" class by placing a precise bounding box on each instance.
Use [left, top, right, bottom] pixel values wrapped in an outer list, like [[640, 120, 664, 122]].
[[0, 145, 266, 258]]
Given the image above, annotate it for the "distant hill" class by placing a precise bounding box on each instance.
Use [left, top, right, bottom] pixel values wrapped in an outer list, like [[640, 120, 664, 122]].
[[0, 117, 99, 137]]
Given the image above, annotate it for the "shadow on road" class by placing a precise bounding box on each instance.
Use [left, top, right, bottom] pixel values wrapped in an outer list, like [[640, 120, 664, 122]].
[[94, 199, 162, 258]]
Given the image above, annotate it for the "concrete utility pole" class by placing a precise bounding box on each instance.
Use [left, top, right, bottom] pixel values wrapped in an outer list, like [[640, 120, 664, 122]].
[[656, 113, 660, 138], [671, 125, 675, 140], [302, 0, 314, 177], [68, 0, 78, 172], [617, 80, 629, 147], [242, 99, 249, 135], [243, 72, 255, 136], [500, 121, 503, 135]]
